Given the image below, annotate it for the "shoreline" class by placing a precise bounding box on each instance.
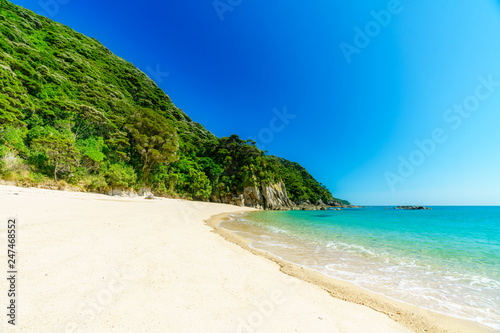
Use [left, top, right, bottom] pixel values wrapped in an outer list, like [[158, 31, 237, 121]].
[[0, 184, 492, 332], [1, 185, 412, 332], [206, 212, 495, 333]]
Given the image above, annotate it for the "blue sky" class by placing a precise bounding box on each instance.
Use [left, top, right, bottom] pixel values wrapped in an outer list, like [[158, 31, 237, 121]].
[[13, 0, 500, 205]]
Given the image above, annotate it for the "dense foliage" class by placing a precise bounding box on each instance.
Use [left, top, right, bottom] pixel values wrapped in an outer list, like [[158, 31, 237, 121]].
[[0, 1, 349, 206]]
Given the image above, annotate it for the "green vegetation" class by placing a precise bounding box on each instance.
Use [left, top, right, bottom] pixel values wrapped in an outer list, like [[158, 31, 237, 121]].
[[0, 1, 350, 206]]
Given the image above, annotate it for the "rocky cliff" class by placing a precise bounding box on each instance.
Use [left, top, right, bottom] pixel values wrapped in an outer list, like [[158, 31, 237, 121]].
[[213, 180, 349, 211], [261, 180, 295, 210]]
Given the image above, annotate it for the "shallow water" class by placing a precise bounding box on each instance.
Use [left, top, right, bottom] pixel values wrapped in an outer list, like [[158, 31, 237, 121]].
[[220, 207, 500, 330]]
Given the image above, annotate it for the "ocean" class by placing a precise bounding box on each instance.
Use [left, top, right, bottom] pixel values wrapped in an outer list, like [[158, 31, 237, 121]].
[[219, 207, 500, 330]]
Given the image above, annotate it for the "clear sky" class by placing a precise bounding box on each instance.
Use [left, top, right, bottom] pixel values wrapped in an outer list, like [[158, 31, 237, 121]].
[[12, 0, 500, 205]]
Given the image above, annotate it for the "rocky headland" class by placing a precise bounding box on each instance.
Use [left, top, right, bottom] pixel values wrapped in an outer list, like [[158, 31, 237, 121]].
[[211, 180, 353, 211]]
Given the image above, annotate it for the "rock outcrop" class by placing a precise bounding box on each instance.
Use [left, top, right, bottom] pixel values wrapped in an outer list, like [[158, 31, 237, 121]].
[[295, 200, 329, 211], [261, 180, 295, 210], [108, 187, 138, 197], [395, 206, 431, 210], [326, 199, 348, 207], [196, 180, 352, 211], [107, 186, 153, 198], [243, 185, 265, 210], [212, 180, 293, 210]]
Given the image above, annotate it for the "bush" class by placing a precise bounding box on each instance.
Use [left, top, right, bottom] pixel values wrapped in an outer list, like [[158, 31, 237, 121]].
[[104, 163, 137, 188], [0, 141, 28, 175], [88, 174, 107, 190], [77, 136, 106, 171]]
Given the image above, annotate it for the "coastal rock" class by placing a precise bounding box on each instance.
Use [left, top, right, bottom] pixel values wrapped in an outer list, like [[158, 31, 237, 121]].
[[206, 180, 290, 210], [210, 180, 344, 212], [315, 199, 325, 206], [395, 206, 431, 210], [326, 199, 349, 207], [138, 187, 153, 197], [295, 200, 317, 210], [232, 194, 245, 207], [218, 194, 245, 207], [261, 180, 295, 210], [108, 186, 156, 198], [108, 187, 138, 197], [214, 187, 264, 209], [315, 199, 329, 211], [243, 186, 264, 209]]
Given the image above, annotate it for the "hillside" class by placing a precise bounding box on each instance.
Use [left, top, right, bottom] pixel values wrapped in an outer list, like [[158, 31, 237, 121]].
[[0, 0, 350, 208]]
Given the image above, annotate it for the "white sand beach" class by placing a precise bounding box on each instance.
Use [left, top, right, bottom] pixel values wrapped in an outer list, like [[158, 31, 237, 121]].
[[0, 185, 490, 332]]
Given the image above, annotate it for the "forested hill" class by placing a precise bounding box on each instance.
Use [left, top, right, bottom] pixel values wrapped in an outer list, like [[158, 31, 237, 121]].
[[0, 1, 350, 207]]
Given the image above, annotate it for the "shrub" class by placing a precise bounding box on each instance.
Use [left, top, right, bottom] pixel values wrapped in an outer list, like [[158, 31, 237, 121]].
[[104, 163, 137, 188]]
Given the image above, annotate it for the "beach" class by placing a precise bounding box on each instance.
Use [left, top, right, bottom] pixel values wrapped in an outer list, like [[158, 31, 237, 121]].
[[0, 185, 491, 332]]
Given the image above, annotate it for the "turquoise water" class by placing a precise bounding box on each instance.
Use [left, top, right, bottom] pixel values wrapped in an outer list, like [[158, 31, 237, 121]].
[[220, 207, 500, 330]]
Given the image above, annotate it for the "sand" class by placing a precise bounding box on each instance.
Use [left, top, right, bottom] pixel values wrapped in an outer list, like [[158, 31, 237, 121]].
[[0, 185, 492, 332]]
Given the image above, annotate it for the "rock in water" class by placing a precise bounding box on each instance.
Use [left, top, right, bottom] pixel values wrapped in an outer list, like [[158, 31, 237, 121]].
[[395, 206, 431, 210]]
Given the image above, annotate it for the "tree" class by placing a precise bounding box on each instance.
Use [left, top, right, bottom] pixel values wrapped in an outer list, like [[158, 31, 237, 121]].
[[125, 108, 179, 177], [31, 133, 78, 181], [73, 105, 110, 140], [77, 136, 107, 171]]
